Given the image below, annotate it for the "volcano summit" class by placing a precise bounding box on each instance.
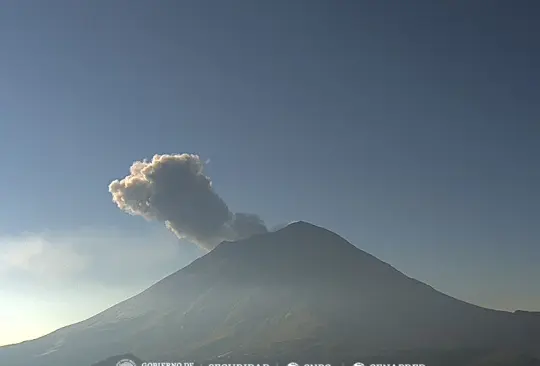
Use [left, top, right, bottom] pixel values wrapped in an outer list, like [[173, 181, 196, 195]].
[[0, 222, 539, 366]]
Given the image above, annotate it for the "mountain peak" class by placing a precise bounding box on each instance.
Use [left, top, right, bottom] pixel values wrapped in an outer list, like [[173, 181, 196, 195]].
[[3, 223, 540, 366], [268, 220, 324, 234], [278, 220, 334, 233], [212, 219, 359, 261], [282, 220, 319, 228]]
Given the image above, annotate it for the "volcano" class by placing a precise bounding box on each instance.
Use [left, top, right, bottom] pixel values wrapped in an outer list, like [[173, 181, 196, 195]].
[[1, 222, 539, 366]]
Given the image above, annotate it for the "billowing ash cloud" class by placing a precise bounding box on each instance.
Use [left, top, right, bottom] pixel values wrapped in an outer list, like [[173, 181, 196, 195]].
[[109, 154, 267, 251]]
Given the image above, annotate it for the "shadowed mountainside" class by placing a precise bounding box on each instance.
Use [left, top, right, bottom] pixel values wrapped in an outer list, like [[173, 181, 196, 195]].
[[1, 222, 539, 366]]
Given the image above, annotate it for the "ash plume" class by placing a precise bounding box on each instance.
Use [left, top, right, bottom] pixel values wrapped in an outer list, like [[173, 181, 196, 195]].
[[109, 153, 267, 251]]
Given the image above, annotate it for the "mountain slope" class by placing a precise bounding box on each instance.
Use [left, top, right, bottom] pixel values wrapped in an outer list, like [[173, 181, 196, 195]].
[[1, 221, 539, 366]]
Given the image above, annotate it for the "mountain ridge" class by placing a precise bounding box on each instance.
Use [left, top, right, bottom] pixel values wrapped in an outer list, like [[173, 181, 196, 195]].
[[1, 221, 539, 366]]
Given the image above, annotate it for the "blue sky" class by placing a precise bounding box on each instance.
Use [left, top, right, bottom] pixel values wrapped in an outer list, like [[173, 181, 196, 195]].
[[1, 0, 539, 345]]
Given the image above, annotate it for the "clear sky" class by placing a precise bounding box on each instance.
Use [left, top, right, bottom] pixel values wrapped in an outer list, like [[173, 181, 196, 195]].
[[1, 0, 539, 346]]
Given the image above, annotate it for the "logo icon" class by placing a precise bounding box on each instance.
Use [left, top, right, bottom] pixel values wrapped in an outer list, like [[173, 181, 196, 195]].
[[288, 363, 299, 366], [116, 359, 137, 366], [353, 363, 364, 366]]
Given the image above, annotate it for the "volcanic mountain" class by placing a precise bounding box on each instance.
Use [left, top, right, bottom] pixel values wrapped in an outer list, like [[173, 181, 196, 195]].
[[1, 222, 539, 366]]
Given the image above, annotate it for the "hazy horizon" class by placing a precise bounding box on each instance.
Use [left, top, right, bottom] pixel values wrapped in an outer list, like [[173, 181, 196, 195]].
[[1, 0, 539, 346]]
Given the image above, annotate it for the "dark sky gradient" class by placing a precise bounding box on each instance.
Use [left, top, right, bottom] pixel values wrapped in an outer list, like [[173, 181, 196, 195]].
[[1, 0, 539, 311]]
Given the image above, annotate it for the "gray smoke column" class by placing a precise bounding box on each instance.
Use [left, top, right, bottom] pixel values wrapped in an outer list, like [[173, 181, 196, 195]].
[[109, 153, 267, 251]]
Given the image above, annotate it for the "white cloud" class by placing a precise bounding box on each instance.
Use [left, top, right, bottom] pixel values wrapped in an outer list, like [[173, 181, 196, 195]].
[[0, 236, 88, 280], [0, 226, 200, 287], [0, 226, 201, 346]]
